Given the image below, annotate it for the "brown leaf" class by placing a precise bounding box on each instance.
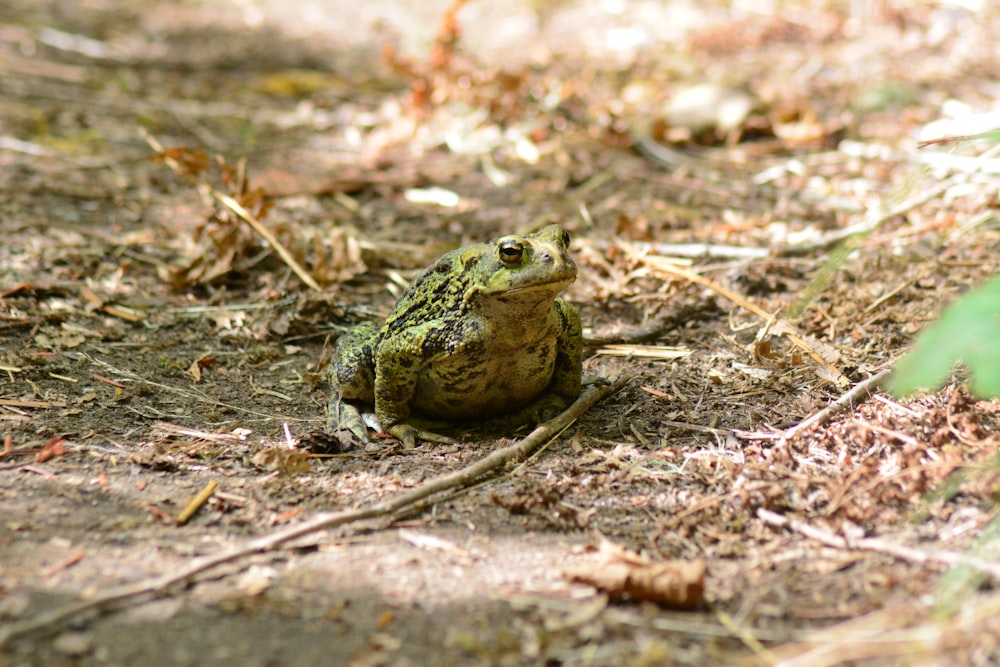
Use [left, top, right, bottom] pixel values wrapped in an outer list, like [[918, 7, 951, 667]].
[[565, 539, 706, 609], [152, 147, 209, 177], [302, 226, 367, 285], [35, 436, 67, 463], [186, 354, 218, 383], [251, 448, 311, 475]]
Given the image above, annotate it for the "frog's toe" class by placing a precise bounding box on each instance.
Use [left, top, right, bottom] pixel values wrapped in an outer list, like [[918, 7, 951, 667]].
[[327, 399, 370, 444], [538, 404, 565, 422], [387, 423, 455, 448], [534, 395, 572, 423], [387, 423, 418, 449], [415, 429, 456, 445]]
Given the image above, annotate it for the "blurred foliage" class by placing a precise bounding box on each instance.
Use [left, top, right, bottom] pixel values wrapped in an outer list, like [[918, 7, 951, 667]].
[[889, 273, 1000, 398], [933, 508, 1000, 618]]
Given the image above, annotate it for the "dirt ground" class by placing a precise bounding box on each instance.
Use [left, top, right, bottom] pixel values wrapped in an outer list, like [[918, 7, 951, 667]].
[[3, 0, 1000, 665]]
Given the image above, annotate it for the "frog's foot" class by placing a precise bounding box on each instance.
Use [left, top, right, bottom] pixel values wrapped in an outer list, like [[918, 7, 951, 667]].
[[327, 395, 370, 445], [387, 423, 456, 449], [582, 374, 612, 388], [473, 394, 572, 433], [527, 393, 577, 424]]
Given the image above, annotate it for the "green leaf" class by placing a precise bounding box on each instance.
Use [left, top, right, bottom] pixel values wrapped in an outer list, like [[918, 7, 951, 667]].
[[888, 274, 1000, 398], [933, 504, 1000, 618]]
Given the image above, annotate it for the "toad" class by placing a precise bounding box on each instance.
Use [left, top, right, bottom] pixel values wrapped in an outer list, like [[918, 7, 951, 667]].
[[328, 225, 583, 447]]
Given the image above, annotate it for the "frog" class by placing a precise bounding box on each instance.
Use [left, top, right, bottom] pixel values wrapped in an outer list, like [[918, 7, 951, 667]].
[[327, 224, 583, 448]]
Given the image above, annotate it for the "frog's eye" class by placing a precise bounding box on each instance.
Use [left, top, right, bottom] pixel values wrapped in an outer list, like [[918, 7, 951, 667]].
[[561, 229, 571, 248], [498, 240, 524, 265]]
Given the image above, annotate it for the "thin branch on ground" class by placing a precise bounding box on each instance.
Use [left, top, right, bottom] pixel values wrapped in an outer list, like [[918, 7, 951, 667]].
[[75, 353, 310, 422], [783, 141, 1000, 255], [0, 461, 37, 471], [591, 240, 769, 261], [584, 300, 700, 346], [0, 375, 631, 648], [758, 508, 1000, 580], [784, 367, 893, 437]]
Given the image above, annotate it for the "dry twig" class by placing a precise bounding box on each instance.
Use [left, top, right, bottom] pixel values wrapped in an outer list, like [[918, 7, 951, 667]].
[[0, 375, 630, 648], [176, 480, 219, 526], [76, 353, 310, 422], [758, 508, 1000, 580], [785, 140, 1000, 255], [632, 251, 849, 385], [784, 367, 893, 437], [140, 129, 321, 291]]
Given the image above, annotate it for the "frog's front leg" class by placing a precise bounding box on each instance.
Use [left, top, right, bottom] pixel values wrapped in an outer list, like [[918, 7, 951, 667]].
[[327, 322, 378, 443], [547, 298, 584, 411], [479, 303, 584, 431], [374, 337, 455, 448]]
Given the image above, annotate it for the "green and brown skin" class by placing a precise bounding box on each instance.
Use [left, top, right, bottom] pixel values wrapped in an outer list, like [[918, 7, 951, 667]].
[[328, 225, 583, 448]]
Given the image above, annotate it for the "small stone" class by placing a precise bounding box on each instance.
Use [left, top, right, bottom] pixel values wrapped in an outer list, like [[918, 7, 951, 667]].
[[52, 631, 93, 656], [0, 593, 31, 619]]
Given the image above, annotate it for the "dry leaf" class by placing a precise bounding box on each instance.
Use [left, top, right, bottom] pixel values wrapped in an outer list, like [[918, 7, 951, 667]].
[[565, 538, 706, 609], [251, 447, 311, 475], [660, 83, 762, 137], [152, 147, 209, 177], [236, 565, 276, 597], [185, 353, 218, 383], [302, 226, 366, 285], [36, 436, 68, 463]]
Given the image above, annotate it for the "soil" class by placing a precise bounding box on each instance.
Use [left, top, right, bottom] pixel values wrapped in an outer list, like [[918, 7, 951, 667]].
[[3, 1, 1000, 665]]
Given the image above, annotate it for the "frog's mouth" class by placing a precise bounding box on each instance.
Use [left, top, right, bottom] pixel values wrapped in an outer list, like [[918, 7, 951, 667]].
[[496, 276, 575, 297]]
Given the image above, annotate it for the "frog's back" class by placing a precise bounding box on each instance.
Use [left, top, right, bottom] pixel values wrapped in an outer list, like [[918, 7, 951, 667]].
[[377, 245, 482, 342]]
